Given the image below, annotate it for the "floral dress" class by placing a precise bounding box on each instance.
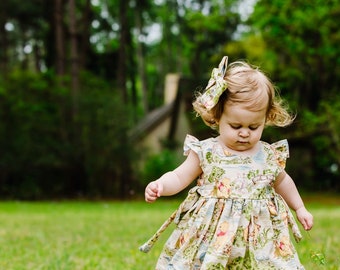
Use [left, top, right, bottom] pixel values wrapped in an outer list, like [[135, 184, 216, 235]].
[[140, 134, 304, 270]]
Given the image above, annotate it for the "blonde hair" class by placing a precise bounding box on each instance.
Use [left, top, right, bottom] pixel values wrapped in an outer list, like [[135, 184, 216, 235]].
[[193, 61, 294, 129]]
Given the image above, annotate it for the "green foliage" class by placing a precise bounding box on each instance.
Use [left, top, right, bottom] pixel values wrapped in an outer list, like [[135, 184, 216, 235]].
[[147, 0, 241, 78], [76, 72, 135, 198], [247, 0, 340, 108], [1, 0, 339, 196], [140, 149, 182, 186], [0, 71, 63, 198], [299, 97, 340, 188], [0, 70, 134, 199]]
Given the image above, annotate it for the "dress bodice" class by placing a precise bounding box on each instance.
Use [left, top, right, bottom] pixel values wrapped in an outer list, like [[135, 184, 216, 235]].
[[184, 135, 289, 200]]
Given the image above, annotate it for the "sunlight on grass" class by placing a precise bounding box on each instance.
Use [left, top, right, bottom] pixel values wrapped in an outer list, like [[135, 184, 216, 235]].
[[0, 195, 338, 269]]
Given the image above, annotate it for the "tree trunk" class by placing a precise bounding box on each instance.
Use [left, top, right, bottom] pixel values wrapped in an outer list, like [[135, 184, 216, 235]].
[[79, 0, 91, 70], [117, 0, 134, 198], [0, 0, 8, 74], [54, 0, 65, 75], [68, 0, 79, 117], [117, 0, 129, 102], [135, 4, 148, 114]]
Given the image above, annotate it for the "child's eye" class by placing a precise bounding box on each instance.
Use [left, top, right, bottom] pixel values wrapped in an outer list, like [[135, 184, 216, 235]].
[[249, 126, 259, 130], [230, 125, 241, 129]]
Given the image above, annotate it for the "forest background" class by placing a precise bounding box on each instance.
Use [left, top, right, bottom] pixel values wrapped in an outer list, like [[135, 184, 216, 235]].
[[0, 0, 339, 200]]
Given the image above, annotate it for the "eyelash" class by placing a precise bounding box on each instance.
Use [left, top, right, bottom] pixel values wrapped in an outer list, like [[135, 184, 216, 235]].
[[230, 125, 258, 130], [230, 125, 241, 129]]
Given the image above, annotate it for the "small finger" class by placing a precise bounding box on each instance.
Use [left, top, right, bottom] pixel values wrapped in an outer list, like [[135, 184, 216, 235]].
[[306, 221, 313, 231]]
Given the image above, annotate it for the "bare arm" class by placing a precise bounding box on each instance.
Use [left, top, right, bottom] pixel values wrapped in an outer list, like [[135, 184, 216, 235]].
[[274, 171, 313, 230], [145, 150, 202, 202]]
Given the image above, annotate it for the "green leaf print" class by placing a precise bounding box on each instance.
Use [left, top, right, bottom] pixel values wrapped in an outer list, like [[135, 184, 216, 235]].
[[206, 262, 225, 270], [247, 170, 259, 180], [208, 166, 225, 183], [256, 188, 271, 199], [228, 255, 248, 268], [257, 228, 271, 248], [228, 249, 263, 269], [233, 226, 247, 248], [206, 152, 213, 163], [183, 244, 197, 259]]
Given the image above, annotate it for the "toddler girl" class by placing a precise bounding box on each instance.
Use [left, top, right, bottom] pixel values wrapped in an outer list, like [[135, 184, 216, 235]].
[[140, 56, 313, 269]]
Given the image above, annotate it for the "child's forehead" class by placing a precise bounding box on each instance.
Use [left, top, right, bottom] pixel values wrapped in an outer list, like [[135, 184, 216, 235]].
[[226, 87, 270, 111], [223, 104, 267, 120]]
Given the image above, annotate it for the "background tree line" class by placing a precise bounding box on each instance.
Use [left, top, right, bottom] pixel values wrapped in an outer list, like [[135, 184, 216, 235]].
[[0, 0, 338, 199]]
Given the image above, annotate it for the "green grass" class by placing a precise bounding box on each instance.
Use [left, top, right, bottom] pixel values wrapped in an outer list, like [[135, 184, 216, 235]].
[[0, 195, 338, 269]]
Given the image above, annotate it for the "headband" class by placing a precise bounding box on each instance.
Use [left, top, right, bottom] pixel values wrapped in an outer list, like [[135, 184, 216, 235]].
[[197, 56, 228, 110]]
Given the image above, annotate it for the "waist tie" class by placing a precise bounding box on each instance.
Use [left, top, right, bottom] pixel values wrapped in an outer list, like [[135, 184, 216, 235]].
[[274, 193, 303, 243], [139, 186, 200, 253]]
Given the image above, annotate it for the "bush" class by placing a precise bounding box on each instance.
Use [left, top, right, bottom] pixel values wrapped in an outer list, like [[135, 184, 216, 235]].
[[0, 70, 135, 199], [140, 149, 183, 186]]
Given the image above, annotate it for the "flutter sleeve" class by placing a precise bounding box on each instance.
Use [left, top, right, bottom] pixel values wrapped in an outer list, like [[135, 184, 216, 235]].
[[271, 139, 290, 170], [183, 134, 203, 161]]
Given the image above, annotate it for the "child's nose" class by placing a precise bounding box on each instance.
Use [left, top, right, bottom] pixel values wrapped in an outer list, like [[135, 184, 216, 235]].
[[239, 129, 249, 137]]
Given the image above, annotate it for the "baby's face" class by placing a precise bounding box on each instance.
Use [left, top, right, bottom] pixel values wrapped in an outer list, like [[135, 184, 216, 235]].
[[218, 104, 266, 153]]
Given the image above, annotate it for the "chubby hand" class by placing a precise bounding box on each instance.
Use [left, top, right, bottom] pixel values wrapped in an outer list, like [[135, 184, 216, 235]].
[[296, 206, 314, 231], [145, 181, 163, 203]]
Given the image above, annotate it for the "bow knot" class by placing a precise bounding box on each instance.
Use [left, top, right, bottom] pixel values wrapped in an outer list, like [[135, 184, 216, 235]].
[[197, 56, 228, 110]]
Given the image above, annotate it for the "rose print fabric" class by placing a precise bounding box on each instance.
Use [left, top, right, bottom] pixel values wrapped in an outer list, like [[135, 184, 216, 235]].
[[142, 134, 304, 269]]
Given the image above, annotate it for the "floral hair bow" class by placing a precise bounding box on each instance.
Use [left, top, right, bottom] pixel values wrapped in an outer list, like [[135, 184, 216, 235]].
[[197, 56, 228, 110]]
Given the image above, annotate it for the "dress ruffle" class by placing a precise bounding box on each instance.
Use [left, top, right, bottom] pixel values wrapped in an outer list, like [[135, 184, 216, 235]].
[[184, 134, 202, 156], [271, 139, 289, 170]]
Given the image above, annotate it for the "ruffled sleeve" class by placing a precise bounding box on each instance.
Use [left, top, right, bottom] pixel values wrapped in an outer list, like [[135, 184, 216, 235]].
[[271, 139, 289, 170], [183, 134, 202, 157]]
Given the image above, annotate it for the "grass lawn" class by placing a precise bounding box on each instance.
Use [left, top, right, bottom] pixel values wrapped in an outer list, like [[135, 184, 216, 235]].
[[0, 194, 339, 269]]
